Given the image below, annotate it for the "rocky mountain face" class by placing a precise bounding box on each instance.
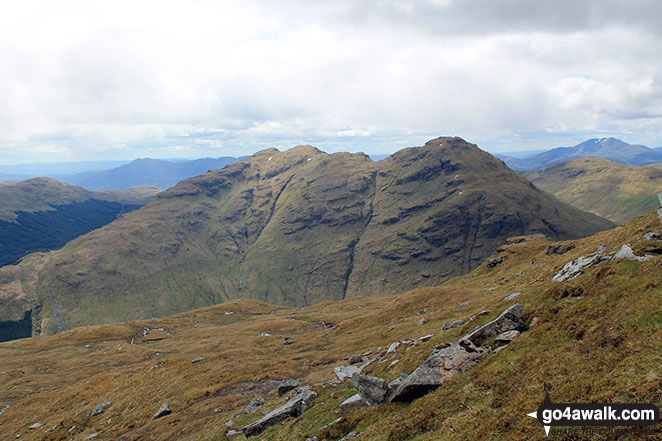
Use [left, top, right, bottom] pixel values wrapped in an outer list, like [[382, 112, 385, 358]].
[[0, 137, 614, 338], [501, 137, 662, 170], [523, 158, 662, 224], [0, 178, 161, 267]]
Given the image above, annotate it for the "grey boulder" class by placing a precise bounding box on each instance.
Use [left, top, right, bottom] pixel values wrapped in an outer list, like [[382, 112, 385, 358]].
[[389, 340, 488, 402], [351, 373, 390, 405], [242, 387, 317, 437], [277, 378, 300, 395]]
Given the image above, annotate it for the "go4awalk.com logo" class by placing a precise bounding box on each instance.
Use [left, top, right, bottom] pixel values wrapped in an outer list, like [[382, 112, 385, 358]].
[[527, 387, 660, 437]]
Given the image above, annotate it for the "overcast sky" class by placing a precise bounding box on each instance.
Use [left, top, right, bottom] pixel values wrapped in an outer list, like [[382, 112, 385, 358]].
[[1, 0, 660, 164]]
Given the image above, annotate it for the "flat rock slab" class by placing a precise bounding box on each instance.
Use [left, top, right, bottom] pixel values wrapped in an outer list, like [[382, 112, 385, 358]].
[[495, 330, 520, 343], [390, 340, 488, 402], [334, 365, 360, 381], [243, 388, 317, 437], [340, 393, 366, 412]]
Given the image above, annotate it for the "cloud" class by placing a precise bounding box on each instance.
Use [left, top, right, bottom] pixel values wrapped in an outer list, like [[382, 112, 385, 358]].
[[0, 0, 660, 163]]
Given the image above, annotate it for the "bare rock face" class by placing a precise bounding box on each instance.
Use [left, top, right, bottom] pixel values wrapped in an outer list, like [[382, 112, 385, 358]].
[[389, 340, 488, 402], [242, 387, 317, 437], [351, 373, 390, 405]]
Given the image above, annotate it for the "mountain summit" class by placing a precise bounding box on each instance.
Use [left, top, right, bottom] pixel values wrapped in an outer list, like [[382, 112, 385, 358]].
[[0, 137, 614, 338], [502, 137, 662, 170]]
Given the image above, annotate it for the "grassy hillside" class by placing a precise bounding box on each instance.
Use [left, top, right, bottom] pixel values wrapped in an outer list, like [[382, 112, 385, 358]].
[[0, 211, 658, 440], [0, 138, 614, 338], [523, 158, 662, 224], [0, 179, 161, 267]]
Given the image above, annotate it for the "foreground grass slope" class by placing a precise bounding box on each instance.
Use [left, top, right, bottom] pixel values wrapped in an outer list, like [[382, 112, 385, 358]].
[[0, 211, 658, 441], [0, 137, 614, 338], [523, 157, 662, 224]]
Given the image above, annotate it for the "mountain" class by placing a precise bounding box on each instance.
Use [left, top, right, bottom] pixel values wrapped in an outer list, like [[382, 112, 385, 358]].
[[502, 137, 662, 170], [0, 160, 129, 176], [0, 137, 614, 339], [60, 157, 240, 190], [0, 209, 658, 440], [523, 158, 662, 224], [0, 178, 160, 267]]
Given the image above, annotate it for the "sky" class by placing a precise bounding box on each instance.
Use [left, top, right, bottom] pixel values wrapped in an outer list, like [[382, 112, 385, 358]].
[[0, 0, 661, 164]]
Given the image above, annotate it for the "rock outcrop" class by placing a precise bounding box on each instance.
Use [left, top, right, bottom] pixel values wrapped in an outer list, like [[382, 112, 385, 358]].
[[242, 387, 317, 437], [351, 373, 390, 405]]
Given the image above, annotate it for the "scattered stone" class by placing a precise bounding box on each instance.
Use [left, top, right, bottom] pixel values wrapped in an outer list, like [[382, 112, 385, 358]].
[[643, 231, 662, 241], [417, 318, 426, 326], [90, 401, 111, 417], [545, 244, 575, 255], [277, 378, 300, 395], [476, 309, 491, 316], [529, 317, 540, 328], [612, 244, 652, 262], [334, 365, 360, 381], [226, 429, 242, 440], [351, 373, 390, 405], [259, 332, 271, 337], [348, 354, 367, 365], [486, 256, 506, 268], [387, 359, 399, 368], [340, 432, 362, 440], [45, 425, 57, 433], [87, 433, 99, 440], [125, 373, 133, 378], [502, 292, 520, 302], [153, 403, 172, 419], [283, 337, 296, 345], [191, 357, 205, 363], [552, 251, 606, 282], [441, 320, 464, 330], [416, 334, 433, 342], [339, 394, 366, 412], [416, 308, 427, 316], [386, 341, 400, 354], [459, 301, 470, 308], [28, 423, 44, 430], [242, 387, 317, 437], [460, 304, 523, 346], [390, 340, 488, 402], [244, 398, 265, 413]]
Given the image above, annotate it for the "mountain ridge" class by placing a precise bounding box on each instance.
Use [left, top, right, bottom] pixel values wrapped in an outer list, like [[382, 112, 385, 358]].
[[523, 157, 662, 224], [0, 137, 614, 339], [0, 178, 161, 268], [501, 137, 662, 170]]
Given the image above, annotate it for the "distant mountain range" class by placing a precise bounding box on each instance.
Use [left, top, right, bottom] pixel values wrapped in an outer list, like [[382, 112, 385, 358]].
[[58, 157, 242, 190], [0, 137, 614, 337], [499, 138, 662, 170], [0, 157, 242, 191], [0, 178, 160, 267], [523, 158, 662, 224]]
